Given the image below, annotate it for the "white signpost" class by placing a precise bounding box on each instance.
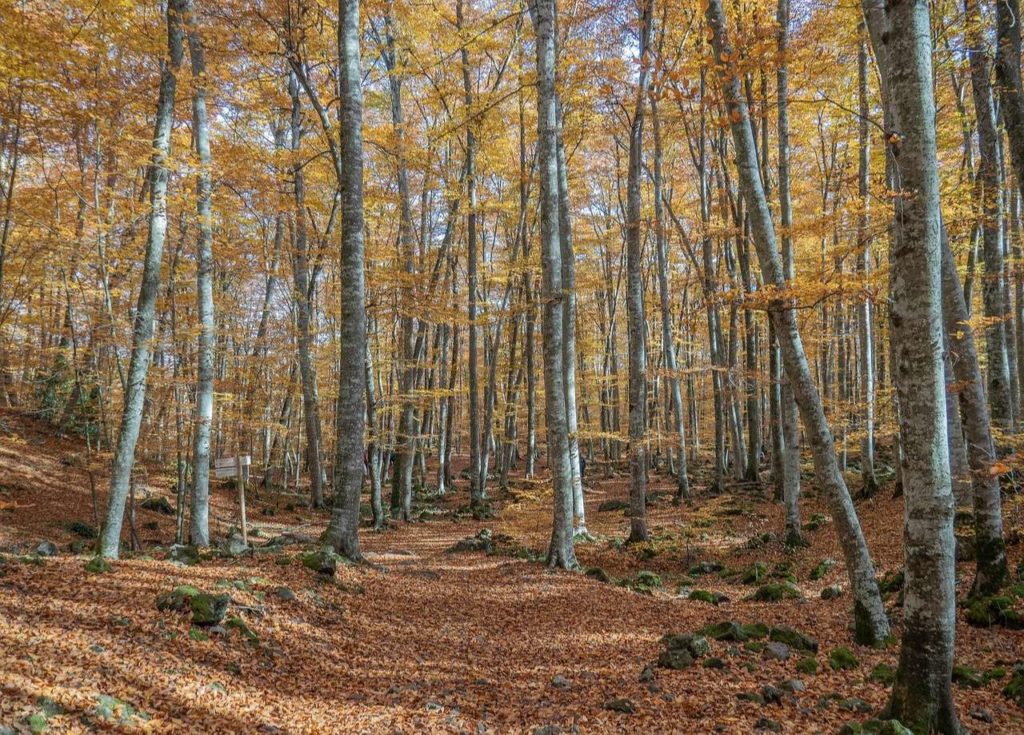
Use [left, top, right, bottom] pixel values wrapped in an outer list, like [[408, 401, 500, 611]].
[[214, 455, 250, 545]]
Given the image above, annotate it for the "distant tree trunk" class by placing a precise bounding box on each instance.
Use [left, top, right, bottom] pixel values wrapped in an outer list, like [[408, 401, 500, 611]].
[[996, 0, 1024, 204], [856, 25, 878, 495], [967, 0, 1013, 431], [862, 2, 958, 731], [458, 0, 483, 510], [530, 0, 576, 569], [776, 0, 802, 545], [651, 95, 689, 503], [707, 0, 889, 645], [322, 0, 367, 561], [287, 71, 326, 511], [99, 0, 185, 559]]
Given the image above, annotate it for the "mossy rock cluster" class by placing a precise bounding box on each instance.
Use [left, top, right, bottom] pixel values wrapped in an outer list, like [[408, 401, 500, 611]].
[[698, 620, 768, 642], [689, 589, 728, 605], [618, 570, 662, 595], [656, 633, 709, 670], [301, 547, 346, 576], [965, 594, 1024, 628], [828, 646, 859, 671], [155, 585, 228, 626], [747, 582, 802, 602], [768, 625, 817, 653], [810, 558, 835, 581]]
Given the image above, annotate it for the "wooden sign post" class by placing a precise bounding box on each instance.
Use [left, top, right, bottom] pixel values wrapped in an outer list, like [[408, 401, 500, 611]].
[[214, 455, 250, 545]]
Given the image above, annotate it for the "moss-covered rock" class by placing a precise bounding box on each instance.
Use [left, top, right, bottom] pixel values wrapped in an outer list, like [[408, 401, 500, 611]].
[[68, 521, 98, 539], [140, 496, 174, 515], [796, 657, 819, 675], [821, 585, 843, 600], [84, 556, 112, 574], [702, 657, 726, 669], [301, 547, 345, 576], [688, 589, 727, 605], [156, 585, 202, 613], [585, 567, 611, 583], [688, 560, 724, 576], [656, 648, 694, 670], [810, 558, 835, 581], [828, 647, 859, 671], [741, 561, 769, 585], [661, 633, 709, 658], [747, 583, 802, 602], [804, 513, 829, 531], [964, 595, 1024, 628], [1003, 665, 1024, 706], [867, 663, 896, 685], [769, 626, 818, 653], [190, 593, 229, 626], [952, 664, 985, 689]]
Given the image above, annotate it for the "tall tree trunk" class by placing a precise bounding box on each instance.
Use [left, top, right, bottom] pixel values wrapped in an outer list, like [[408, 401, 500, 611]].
[[99, 0, 185, 559], [625, 0, 652, 544], [707, 0, 889, 644], [968, 0, 1013, 431], [857, 24, 879, 495], [862, 2, 958, 730], [322, 0, 367, 561], [776, 0, 802, 545], [288, 71, 325, 510], [184, 0, 215, 547], [530, 0, 576, 569], [652, 95, 690, 503]]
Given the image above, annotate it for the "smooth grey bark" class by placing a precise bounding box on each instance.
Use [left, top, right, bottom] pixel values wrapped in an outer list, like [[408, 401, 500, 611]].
[[100, 0, 185, 559], [185, 0, 215, 547], [555, 100, 587, 536], [944, 340, 972, 506], [996, 0, 1024, 203], [967, 0, 1012, 431], [941, 235, 1008, 596], [707, 0, 889, 644], [381, 11, 417, 522], [530, 0, 576, 569], [288, 71, 325, 510], [857, 25, 879, 495], [625, 0, 652, 544], [322, 0, 367, 561], [776, 0, 802, 545], [651, 95, 689, 502], [458, 0, 483, 509], [863, 2, 958, 731]]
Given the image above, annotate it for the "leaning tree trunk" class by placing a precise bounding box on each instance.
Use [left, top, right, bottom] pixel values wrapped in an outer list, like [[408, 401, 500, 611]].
[[322, 0, 367, 562], [862, 2, 959, 731], [530, 0, 576, 569], [707, 0, 889, 645], [99, 0, 185, 559], [776, 0, 803, 545]]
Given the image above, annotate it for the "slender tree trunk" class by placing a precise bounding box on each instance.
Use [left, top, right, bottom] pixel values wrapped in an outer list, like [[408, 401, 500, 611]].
[[99, 0, 185, 559], [857, 25, 879, 495], [184, 0, 215, 547], [777, 0, 802, 545], [652, 95, 689, 503], [967, 0, 1012, 431], [707, 0, 889, 644], [322, 0, 367, 561], [530, 0, 576, 569]]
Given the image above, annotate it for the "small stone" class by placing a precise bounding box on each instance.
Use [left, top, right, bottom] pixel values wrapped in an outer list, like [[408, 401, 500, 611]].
[[657, 648, 694, 670], [838, 697, 872, 713], [550, 674, 570, 689], [763, 642, 791, 661], [754, 717, 781, 733], [273, 586, 296, 602], [779, 678, 805, 693], [760, 685, 783, 705], [638, 665, 656, 682], [603, 698, 635, 714], [969, 708, 993, 723], [821, 585, 843, 600], [35, 541, 58, 557]]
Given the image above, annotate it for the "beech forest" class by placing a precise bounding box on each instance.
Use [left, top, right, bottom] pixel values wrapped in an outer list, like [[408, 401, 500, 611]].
[[2, 0, 1024, 732]]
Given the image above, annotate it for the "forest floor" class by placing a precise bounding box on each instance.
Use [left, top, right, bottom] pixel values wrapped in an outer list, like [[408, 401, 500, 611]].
[[2, 408, 1024, 734]]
